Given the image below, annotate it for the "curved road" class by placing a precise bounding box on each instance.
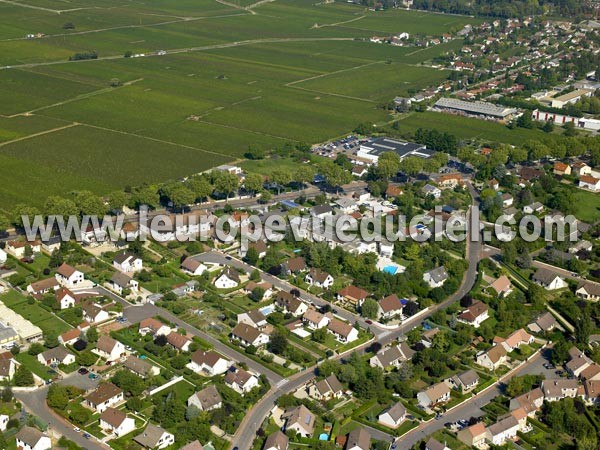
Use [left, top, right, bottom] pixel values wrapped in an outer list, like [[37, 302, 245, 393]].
[[229, 184, 482, 450]]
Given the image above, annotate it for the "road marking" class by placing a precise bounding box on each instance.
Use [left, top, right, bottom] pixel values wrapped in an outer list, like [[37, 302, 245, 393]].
[[276, 379, 288, 388]]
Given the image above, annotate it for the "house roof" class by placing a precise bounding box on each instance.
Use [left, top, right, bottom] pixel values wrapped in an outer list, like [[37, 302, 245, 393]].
[[503, 328, 533, 348], [422, 382, 450, 402], [97, 335, 118, 354], [100, 407, 127, 428], [486, 344, 508, 363], [224, 366, 254, 387], [29, 277, 59, 293], [337, 285, 369, 301], [581, 363, 600, 381], [458, 300, 488, 323], [488, 415, 518, 436], [283, 405, 315, 434], [347, 427, 370, 450], [55, 287, 76, 301], [111, 271, 134, 288], [580, 175, 600, 184], [40, 346, 72, 362], [513, 388, 544, 413], [311, 205, 333, 216], [219, 267, 240, 283], [113, 252, 139, 265], [283, 256, 306, 272], [532, 268, 561, 284], [327, 318, 354, 338], [303, 308, 326, 325], [85, 383, 123, 406], [382, 402, 406, 422], [231, 323, 262, 343], [60, 328, 81, 343], [490, 275, 512, 295], [123, 355, 154, 376], [456, 369, 479, 387], [181, 257, 203, 272], [530, 312, 556, 332], [308, 267, 331, 284], [139, 318, 166, 333], [56, 263, 78, 278], [190, 350, 227, 368], [275, 292, 304, 313], [463, 422, 486, 438], [379, 294, 405, 313], [0, 360, 13, 378], [166, 331, 191, 349], [134, 424, 171, 448], [191, 385, 222, 410], [180, 441, 205, 450], [263, 431, 288, 450], [541, 379, 579, 398], [554, 161, 569, 171], [577, 281, 600, 296], [425, 437, 447, 450], [425, 266, 448, 283], [16, 426, 46, 447]]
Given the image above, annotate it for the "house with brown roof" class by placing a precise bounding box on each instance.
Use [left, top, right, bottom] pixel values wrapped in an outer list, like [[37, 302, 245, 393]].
[[327, 318, 358, 343], [436, 173, 463, 189], [96, 335, 126, 362], [305, 268, 334, 289], [180, 441, 205, 450], [308, 374, 344, 401], [180, 257, 207, 276], [263, 430, 288, 450], [496, 328, 533, 352], [378, 402, 406, 429], [82, 301, 110, 324], [302, 308, 330, 330], [134, 423, 175, 449], [489, 275, 513, 298], [336, 286, 370, 307], [282, 404, 315, 437], [37, 347, 75, 366], [15, 426, 51, 450], [187, 350, 230, 376], [243, 281, 273, 301], [576, 282, 600, 302], [450, 369, 480, 392], [486, 414, 520, 446], [280, 256, 306, 276], [541, 379, 579, 402], [187, 385, 222, 411], [26, 278, 59, 297], [476, 344, 508, 370], [581, 363, 600, 381], [378, 295, 405, 319], [369, 343, 414, 370], [59, 328, 81, 346], [0, 359, 15, 382], [224, 366, 259, 395], [425, 438, 450, 450], [532, 269, 567, 290], [509, 388, 544, 416], [527, 312, 557, 334], [553, 161, 571, 175], [6, 240, 41, 258], [99, 407, 136, 437], [231, 323, 269, 348], [139, 318, 171, 337], [579, 175, 600, 191], [237, 309, 268, 330], [582, 380, 600, 404], [166, 331, 192, 352], [346, 427, 371, 450], [85, 382, 124, 412], [457, 300, 489, 328], [273, 291, 307, 316], [55, 263, 84, 288], [417, 382, 451, 408], [457, 422, 487, 447], [123, 355, 160, 378], [214, 267, 241, 289]]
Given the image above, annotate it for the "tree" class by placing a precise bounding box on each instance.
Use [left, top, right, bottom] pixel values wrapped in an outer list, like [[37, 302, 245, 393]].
[[68, 403, 91, 426], [542, 121, 554, 133], [133, 186, 160, 209], [377, 152, 401, 180], [161, 183, 195, 209], [398, 156, 424, 176], [244, 173, 264, 196], [186, 176, 213, 203], [575, 313, 592, 346], [28, 343, 45, 356], [213, 171, 239, 201], [44, 332, 59, 349], [72, 191, 107, 217], [14, 365, 34, 386], [86, 327, 98, 344], [77, 350, 97, 367], [250, 286, 265, 302], [268, 330, 288, 355], [361, 299, 379, 319], [516, 113, 534, 129], [245, 247, 259, 265], [108, 191, 128, 211], [12, 204, 41, 228], [44, 196, 78, 218], [270, 169, 292, 195], [111, 369, 147, 396]]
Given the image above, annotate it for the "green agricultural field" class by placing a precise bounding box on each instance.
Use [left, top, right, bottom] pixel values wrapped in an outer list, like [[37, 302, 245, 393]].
[[0, 0, 482, 208], [572, 189, 600, 223]]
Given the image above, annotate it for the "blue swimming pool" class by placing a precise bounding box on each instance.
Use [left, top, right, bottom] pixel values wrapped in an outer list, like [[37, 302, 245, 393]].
[[259, 305, 275, 316], [383, 265, 398, 275], [319, 433, 329, 441]]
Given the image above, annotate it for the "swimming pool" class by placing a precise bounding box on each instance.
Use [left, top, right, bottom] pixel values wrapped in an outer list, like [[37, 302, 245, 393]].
[[259, 305, 275, 316], [319, 433, 329, 441], [383, 265, 398, 275]]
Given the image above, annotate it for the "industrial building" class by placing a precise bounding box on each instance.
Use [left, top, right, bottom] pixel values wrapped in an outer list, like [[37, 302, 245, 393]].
[[434, 97, 518, 120], [356, 138, 434, 164]]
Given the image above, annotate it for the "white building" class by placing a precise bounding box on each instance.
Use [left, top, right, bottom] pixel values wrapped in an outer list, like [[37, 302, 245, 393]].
[[99, 407, 136, 437], [15, 426, 51, 450], [55, 263, 84, 288], [113, 252, 143, 273]]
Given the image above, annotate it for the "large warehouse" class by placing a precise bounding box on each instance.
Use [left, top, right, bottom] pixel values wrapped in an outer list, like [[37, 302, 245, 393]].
[[356, 138, 435, 164], [434, 97, 518, 120]]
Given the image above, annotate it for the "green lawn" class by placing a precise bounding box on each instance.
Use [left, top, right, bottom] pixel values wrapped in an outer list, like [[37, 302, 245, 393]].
[[572, 189, 600, 223], [15, 353, 53, 382], [0, 290, 72, 335]]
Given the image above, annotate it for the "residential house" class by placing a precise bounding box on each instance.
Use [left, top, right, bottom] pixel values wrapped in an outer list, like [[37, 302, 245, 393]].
[[425, 438, 450, 450], [187, 350, 230, 376], [421, 328, 440, 348], [423, 184, 442, 198], [113, 252, 143, 273], [231, 323, 269, 348], [450, 369, 480, 392], [263, 431, 288, 450], [237, 310, 268, 330], [15, 426, 51, 450], [457, 301, 489, 328], [82, 302, 110, 324], [417, 382, 451, 409], [572, 162, 591, 176], [500, 193, 514, 207], [302, 309, 330, 330], [166, 331, 192, 352], [109, 272, 139, 296], [576, 282, 600, 302], [378, 402, 406, 429], [37, 347, 75, 366], [224, 366, 259, 395], [280, 256, 307, 276], [308, 374, 344, 401], [180, 257, 208, 276], [336, 286, 369, 307], [282, 405, 315, 437], [457, 422, 487, 448], [85, 382, 124, 413], [96, 335, 126, 362], [26, 278, 59, 297], [496, 328, 534, 352], [134, 424, 175, 450], [579, 175, 600, 191], [99, 407, 136, 437], [171, 280, 197, 298], [527, 312, 557, 334], [0, 359, 15, 382], [0, 249, 5, 265], [581, 363, 600, 381], [523, 202, 544, 214], [569, 240, 593, 255], [532, 269, 567, 290], [378, 295, 406, 319], [55, 263, 84, 288], [489, 276, 513, 298], [305, 268, 334, 289], [385, 185, 403, 199], [123, 355, 160, 378], [423, 267, 448, 288], [214, 268, 241, 289], [59, 328, 81, 346], [486, 415, 519, 446], [274, 292, 307, 316], [5, 240, 41, 258], [327, 318, 358, 343], [582, 380, 600, 404], [244, 281, 273, 301], [509, 388, 544, 416], [437, 173, 463, 189], [310, 205, 334, 220], [240, 240, 268, 259], [566, 347, 592, 377], [139, 318, 171, 337], [553, 161, 571, 175], [476, 345, 508, 370], [0, 414, 7, 432], [42, 236, 62, 254], [369, 343, 414, 370], [541, 379, 579, 401], [346, 427, 370, 450], [187, 385, 222, 411]]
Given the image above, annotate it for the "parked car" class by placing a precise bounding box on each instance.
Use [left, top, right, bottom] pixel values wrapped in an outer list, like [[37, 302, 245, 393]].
[[78, 367, 89, 375]]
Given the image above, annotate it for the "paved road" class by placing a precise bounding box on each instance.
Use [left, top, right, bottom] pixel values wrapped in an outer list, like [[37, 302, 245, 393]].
[[123, 303, 284, 384], [229, 184, 482, 450], [395, 346, 558, 449], [15, 373, 107, 450]]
